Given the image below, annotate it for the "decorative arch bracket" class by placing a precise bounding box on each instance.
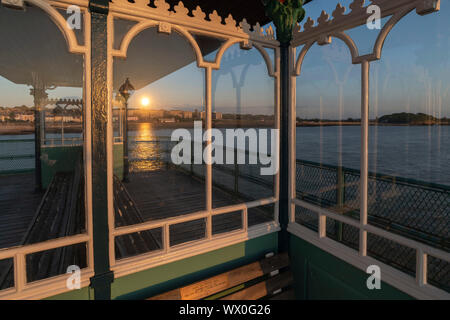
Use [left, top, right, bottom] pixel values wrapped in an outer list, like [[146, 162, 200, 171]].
[[1, 0, 25, 9], [109, 0, 278, 46], [291, 0, 440, 68]]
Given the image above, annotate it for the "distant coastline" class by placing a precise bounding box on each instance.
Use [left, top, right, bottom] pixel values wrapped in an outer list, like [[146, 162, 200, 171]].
[[0, 123, 82, 135], [1, 111, 449, 135], [296, 112, 450, 127]]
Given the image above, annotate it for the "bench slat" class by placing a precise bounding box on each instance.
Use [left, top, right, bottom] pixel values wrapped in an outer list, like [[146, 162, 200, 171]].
[[221, 271, 293, 300], [149, 252, 289, 300]]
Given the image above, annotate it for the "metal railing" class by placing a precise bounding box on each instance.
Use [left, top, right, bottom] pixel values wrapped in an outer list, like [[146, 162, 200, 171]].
[[128, 138, 274, 202], [0, 137, 84, 175], [110, 137, 278, 277], [295, 159, 449, 292], [0, 139, 35, 174]]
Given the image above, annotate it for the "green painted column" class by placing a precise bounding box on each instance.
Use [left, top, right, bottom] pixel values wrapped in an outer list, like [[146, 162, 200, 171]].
[[89, 0, 114, 300], [262, 0, 306, 252], [278, 42, 290, 252]]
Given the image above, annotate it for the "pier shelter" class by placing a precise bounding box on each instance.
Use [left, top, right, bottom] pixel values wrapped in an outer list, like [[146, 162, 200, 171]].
[[0, 0, 448, 300]]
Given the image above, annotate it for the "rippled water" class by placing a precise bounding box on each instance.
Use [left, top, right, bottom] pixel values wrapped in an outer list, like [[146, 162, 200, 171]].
[[1, 125, 449, 186]]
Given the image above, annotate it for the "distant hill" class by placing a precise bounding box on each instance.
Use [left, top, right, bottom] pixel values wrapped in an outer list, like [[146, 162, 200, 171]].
[[377, 112, 440, 124]]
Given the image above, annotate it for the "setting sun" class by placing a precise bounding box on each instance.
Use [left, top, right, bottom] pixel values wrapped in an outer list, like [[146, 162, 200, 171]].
[[141, 97, 150, 107]]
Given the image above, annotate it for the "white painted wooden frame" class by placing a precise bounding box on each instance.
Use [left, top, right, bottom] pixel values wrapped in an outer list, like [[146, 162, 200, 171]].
[[288, 0, 449, 300], [106, 1, 281, 279], [0, 0, 94, 299]]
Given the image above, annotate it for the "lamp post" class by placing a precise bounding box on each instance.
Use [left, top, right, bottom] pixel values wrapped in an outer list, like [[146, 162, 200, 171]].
[[119, 78, 135, 182]]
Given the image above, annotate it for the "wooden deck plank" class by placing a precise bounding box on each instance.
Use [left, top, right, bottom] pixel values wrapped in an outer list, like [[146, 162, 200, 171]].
[[120, 168, 274, 247], [0, 173, 43, 249]]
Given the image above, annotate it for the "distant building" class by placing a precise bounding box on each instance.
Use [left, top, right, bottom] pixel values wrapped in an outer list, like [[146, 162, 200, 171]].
[[161, 118, 176, 123], [182, 111, 193, 119], [45, 116, 82, 123], [14, 114, 34, 122], [147, 110, 165, 118], [200, 112, 222, 120]]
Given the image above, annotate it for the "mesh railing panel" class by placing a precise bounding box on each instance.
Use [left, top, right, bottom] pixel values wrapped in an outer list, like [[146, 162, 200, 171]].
[[295, 159, 450, 291], [0, 139, 35, 173]]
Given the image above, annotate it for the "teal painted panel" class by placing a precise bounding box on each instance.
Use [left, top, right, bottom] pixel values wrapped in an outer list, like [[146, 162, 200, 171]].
[[44, 286, 93, 300], [45, 233, 277, 300], [289, 234, 413, 300], [113, 143, 123, 181], [41, 146, 83, 188], [111, 233, 278, 300]]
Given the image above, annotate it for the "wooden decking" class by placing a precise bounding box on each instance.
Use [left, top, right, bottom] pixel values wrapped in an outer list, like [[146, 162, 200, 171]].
[[0, 167, 274, 265], [114, 166, 274, 253], [124, 167, 273, 224], [0, 173, 43, 249]]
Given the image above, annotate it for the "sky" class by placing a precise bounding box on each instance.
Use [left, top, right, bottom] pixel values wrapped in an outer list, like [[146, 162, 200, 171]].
[[0, 0, 449, 119]]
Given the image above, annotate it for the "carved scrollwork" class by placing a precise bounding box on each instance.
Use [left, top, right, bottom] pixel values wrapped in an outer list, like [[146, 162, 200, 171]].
[[110, 0, 278, 44], [1, 0, 25, 9], [292, 0, 441, 62]]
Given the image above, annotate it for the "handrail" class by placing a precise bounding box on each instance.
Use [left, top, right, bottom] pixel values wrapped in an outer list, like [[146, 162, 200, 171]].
[[296, 159, 450, 192]]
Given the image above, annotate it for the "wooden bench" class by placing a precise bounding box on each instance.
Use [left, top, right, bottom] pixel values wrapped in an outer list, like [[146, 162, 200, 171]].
[[148, 252, 294, 300]]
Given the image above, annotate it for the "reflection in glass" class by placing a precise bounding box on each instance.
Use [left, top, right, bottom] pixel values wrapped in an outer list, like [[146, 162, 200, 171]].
[[113, 26, 207, 249], [368, 5, 449, 292], [211, 44, 276, 228], [295, 40, 361, 236], [0, 5, 86, 283]]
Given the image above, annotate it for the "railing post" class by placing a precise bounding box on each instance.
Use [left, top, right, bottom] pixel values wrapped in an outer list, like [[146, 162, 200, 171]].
[[336, 165, 344, 241], [278, 42, 290, 252], [190, 139, 194, 175], [359, 60, 370, 257], [234, 152, 239, 195], [89, 0, 114, 300]]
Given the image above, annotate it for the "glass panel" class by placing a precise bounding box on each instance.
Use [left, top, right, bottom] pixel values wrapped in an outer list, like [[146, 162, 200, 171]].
[[295, 40, 360, 220], [212, 211, 242, 235], [248, 204, 274, 227], [367, 233, 415, 277], [368, 3, 449, 259], [192, 32, 226, 63], [295, 205, 317, 232], [57, 7, 85, 46], [345, 16, 391, 56], [211, 44, 276, 209], [0, 5, 85, 253], [326, 217, 359, 251], [26, 242, 87, 283], [0, 258, 14, 291], [114, 18, 139, 50], [113, 26, 206, 238], [170, 218, 206, 246], [115, 228, 163, 260], [428, 256, 450, 292]]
